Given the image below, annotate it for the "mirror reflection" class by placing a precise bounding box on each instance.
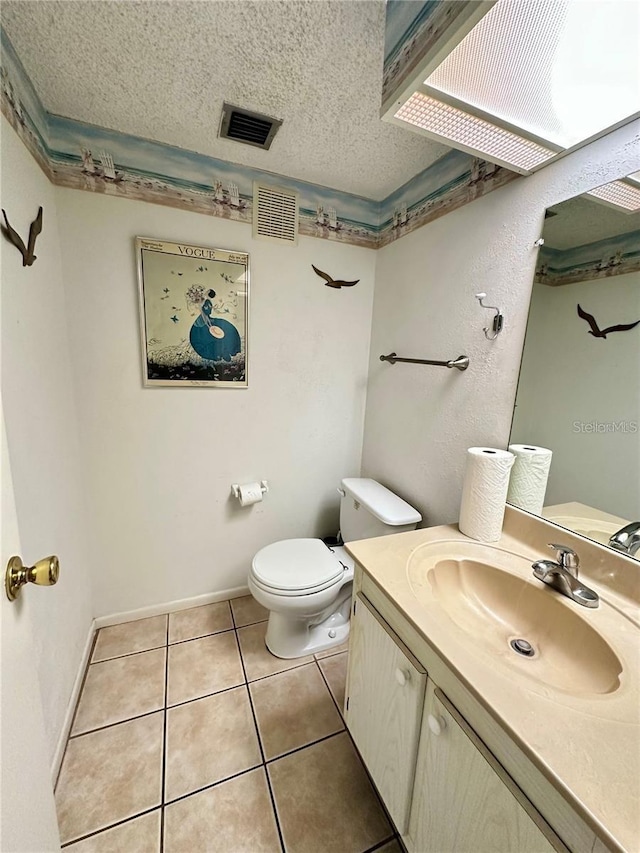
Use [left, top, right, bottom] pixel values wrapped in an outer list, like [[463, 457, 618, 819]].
[[511, 176, 640, 559]]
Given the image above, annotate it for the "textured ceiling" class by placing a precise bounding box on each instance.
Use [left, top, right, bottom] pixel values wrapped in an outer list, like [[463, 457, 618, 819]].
[[0, 0, 449, 200], [545, 190, 640, 250]]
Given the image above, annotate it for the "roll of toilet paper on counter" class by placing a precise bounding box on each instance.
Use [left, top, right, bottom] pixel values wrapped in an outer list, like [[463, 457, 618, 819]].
[[235, 482, 265, 507], [459, 447, 515, 543], [506, 444, 552, 515]]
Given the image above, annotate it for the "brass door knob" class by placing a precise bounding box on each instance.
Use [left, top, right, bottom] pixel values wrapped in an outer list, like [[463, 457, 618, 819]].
[[5, 555, 60, 601]]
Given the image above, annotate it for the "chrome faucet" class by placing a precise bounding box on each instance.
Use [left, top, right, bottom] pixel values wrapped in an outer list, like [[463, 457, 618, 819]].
[[532, 544, 599, 608], [608, 522, 640, 557]]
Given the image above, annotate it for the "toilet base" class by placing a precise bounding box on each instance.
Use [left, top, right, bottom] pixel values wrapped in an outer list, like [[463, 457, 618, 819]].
[[264, 586, 352, 659]]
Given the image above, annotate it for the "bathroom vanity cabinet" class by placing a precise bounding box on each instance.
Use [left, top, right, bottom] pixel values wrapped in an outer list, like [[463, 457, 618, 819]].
[[345, 574, 607, 853], [346, 595, 426, 833], [409, 683, 558, 852]]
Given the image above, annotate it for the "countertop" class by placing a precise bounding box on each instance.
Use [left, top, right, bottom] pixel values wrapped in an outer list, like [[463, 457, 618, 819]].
[[346, 510, 640, 853]]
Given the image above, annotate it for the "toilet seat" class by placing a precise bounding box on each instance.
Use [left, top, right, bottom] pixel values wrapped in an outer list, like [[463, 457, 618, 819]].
[[251, 538, 345, 596]]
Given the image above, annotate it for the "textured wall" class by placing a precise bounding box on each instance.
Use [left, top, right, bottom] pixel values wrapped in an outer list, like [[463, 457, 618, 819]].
[[1, 117, 94, 769], [512, 272, 640, 520], [55, 189, 375, 617], [361, 119, 640, 527]]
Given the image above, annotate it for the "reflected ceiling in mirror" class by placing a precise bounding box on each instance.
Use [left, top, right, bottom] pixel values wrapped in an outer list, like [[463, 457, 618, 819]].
[[510, 176, 640, 559]]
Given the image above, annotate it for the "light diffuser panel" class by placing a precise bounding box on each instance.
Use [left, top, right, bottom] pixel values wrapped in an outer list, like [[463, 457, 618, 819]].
[[587, 181, 640, 213], [426, 0, 640, 150], [395, 92, 555, 173]]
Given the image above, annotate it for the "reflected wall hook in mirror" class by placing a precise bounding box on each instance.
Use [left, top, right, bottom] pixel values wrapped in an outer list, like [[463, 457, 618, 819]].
[[475, 292, 504, 340]]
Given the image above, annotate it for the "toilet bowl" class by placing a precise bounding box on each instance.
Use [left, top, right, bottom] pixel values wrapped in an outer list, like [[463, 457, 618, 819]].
[[249, 539, 354, 658], [248, 478, 421, 659]]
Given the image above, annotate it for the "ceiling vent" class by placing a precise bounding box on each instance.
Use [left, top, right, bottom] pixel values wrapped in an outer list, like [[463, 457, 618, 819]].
[[252, 182, 299, 245], [219, 103, 282, 150]]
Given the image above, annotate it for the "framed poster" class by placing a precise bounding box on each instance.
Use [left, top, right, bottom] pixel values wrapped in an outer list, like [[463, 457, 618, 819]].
[[136, 237, 249, 387]]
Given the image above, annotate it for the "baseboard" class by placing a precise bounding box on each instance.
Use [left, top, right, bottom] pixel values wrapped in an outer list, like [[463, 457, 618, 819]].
[[94, 585, 250, 629], [52, 618, 96, 785]]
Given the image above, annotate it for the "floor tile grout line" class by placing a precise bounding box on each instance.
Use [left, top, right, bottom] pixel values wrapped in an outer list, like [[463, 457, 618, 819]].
[[236, 628, 287, 853], [70, 674, 257, 742], [70, 625, 249, 739], [166, 679, 247, 711], [91, 642, 168, 664], [85, 645, 168, 669], [59, 805, 161, 849], [61, 729, 364, 848], [361, 833, 398, 853], [142, 724, 368, 811], [160, 616, 169, 852], [244, 656, 319, 685], [264, 728, 344, 765], [59, 604, 356, 851], [54, 628, 99, 793], [315, 657, 347, 720], [162, 762, 264, 808], [232, 616, 269, 629], [167, 625, 236, 647], [229, 595, 268, 631], [314, 650, 396, 838], [341, 721, 398, 837], [68, 707, 166, 740], [314, 646, 349, 661], [263, 761, 287, 853]]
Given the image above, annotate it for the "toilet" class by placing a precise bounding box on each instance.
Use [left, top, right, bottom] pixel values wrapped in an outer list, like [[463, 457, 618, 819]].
[[249, 478, 421, 658]]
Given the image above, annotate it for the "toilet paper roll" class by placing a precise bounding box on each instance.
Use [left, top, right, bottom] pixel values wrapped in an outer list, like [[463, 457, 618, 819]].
[[458, 447, 515, 543], [237, 482, 264, 507], [507, 444, 553, 515]]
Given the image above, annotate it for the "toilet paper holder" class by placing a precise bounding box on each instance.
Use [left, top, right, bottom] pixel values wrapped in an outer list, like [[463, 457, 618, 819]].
[[231, 480, 269, 500]]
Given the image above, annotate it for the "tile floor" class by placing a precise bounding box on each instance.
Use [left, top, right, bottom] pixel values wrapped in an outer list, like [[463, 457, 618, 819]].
[[56, 596, 401, 853]]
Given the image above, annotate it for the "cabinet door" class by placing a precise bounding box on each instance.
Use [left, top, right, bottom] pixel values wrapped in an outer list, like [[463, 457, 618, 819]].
[[408, 683, 566, 853], [346, 594, 427, 833]]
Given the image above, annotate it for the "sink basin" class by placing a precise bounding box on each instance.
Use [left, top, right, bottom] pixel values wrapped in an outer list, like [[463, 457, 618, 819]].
[[543, 515, 621, 547], [542, 502, 631, 549], [407, 542, 623, 697]]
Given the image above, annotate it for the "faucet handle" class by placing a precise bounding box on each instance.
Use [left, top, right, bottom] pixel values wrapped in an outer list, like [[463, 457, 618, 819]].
[[548, 543, 579, 574]]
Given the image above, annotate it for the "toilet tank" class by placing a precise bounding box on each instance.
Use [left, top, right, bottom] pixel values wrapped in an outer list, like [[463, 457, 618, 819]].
[[339, 478, 421, 542]]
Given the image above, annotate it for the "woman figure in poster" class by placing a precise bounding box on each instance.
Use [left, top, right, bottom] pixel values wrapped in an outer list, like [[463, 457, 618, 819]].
[[189, 289, 241, 362]]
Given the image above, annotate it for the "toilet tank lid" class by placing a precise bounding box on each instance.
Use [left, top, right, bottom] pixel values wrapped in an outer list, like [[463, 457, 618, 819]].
[[341, 478, 421, 526]]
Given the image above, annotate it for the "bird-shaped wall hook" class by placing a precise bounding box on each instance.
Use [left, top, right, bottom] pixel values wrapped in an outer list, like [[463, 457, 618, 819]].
[[312, 264, 359, 289], [1, 206, 43, 266], [577, 304, 640, 339]]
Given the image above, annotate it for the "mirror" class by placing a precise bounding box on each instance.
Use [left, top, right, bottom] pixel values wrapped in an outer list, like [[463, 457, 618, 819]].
[[510, 174, 640, 559]]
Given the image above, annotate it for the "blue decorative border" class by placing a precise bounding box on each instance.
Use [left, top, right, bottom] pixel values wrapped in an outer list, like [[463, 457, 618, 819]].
[[2, 26, 517, 250], [378, 149, 516, 246], [382, 0, 479, 107]]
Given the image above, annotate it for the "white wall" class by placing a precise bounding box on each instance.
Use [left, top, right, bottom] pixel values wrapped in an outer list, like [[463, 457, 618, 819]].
[[1, 118, 93, 769], [511, 273, 640, 520], [361, 120, 640, 526], [55, 189, 375, 617]]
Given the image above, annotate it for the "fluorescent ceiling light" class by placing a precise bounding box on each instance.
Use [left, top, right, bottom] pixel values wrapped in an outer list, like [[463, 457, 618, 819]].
[[396, 93, 555, 173], [586, 180, 640, 213], [394, 0, 640, 174]]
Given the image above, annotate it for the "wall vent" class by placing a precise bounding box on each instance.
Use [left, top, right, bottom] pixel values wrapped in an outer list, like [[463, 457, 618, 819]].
[[219, 103, 282, 150], [252, 182, 299, 245]]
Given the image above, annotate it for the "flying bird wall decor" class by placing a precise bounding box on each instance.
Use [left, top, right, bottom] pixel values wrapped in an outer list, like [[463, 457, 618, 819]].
[[311, 264, 359, 289], [1, 206, 43, 266], [577, 304, 640, 339]]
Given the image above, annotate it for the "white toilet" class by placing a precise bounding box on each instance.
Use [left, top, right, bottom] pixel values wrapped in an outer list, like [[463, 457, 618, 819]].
[[249, 478, 421, 658]]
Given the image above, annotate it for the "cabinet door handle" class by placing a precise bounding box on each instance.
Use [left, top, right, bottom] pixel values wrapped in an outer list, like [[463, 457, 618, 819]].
[[427, 713, 446, 736], [395, 667, 410, 686]]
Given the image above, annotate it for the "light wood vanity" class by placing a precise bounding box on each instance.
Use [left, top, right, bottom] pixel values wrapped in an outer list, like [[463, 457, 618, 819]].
[[343, 507, 639, 853]]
